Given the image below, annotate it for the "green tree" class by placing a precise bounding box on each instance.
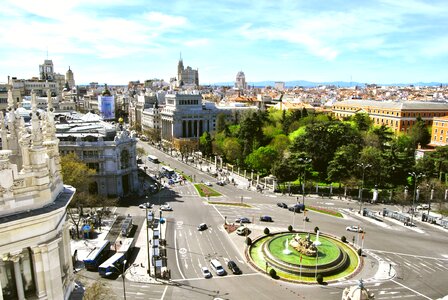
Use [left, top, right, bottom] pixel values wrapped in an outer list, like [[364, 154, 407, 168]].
[[290, 121, 362, 179], [239, 110, 266, 157], [199, 131, 213, 156], [269, 134, 290, 156], [136, 147, 146, 159], [216, 113, 227, 132], [409, 116, 431, 147], [61, 153, 97, 238], [359, 146, 385, 186], [327, 144, 361, 186], [222, 137, 242, 163], [245, 146, 278, 175], [351, 113, 372, 131], [271, 157, 299, 187]]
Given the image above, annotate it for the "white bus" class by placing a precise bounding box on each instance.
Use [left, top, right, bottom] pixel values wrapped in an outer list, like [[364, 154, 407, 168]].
[[160, 166, 175, 178], [147, 155, 159, 164]]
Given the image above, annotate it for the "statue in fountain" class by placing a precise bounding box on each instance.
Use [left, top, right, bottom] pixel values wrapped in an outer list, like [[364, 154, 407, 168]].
[[289, 233, 317, 257]]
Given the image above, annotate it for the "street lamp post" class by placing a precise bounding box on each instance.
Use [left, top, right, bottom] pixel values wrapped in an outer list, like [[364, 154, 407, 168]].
[[298, 158, 312, 206], [145, 207, 151, 276], [357, 163, 372, 214], [111, 260, 128, 300], [409, 172, 424, 225], [122, 260, 127, 300]]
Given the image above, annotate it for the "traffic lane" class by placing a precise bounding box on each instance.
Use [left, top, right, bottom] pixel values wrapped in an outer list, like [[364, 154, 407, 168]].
[[172, 211, 248, 280]]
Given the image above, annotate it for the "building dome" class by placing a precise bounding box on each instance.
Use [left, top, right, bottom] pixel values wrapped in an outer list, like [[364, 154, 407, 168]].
[[102, 83, 111, 96]]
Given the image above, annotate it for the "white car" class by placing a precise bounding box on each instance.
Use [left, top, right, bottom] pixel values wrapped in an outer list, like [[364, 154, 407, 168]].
[[346, 225, 364, 233], [160, 205, 172, 211], [204, 181, 212, 186], [139, 202, 153, 209], [201, 266, 212, 278]]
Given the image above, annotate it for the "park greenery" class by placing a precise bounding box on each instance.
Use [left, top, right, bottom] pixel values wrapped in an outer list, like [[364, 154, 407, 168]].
[[194, 108, 448, 208]]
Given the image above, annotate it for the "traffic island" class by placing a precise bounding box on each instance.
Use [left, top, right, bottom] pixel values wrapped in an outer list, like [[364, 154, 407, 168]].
[[247, 231, 360, 284]]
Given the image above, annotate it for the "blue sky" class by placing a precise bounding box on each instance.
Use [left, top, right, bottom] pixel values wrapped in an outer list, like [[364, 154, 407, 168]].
[[1, 0, 447, 85]]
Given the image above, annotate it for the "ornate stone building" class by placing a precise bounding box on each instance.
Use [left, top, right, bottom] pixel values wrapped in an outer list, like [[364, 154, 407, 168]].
[[0, 87, 76, 299]]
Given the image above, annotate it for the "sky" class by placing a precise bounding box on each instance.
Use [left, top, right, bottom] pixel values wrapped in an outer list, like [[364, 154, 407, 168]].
[[1, 0, 448, 85]]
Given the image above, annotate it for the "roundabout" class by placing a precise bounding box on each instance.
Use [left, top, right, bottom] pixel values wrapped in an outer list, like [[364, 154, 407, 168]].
[[247, 231, 361, 283]]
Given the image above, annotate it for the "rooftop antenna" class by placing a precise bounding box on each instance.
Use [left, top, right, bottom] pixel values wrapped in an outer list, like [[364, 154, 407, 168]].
[[179, 52, 182, 61], [46, 47, 49, 59]]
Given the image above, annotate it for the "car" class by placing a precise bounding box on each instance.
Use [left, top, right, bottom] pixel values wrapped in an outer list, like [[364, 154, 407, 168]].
[[216, 181, 225, 186], [201, 266, 212, 278], [197, 223, 208, 231], [236, 226, 251, 236], [288, 206, 302, 213], [204, 181, 212, 186], [139, 202, 153, 209], [210, 259, 225, 276], [160, 205, 173, 211], [277, 202, 288, 208], [260, 215, 273, 222], [227, 260, 242, 275], [346, 225, 364, 233], [235, 217, 251, 223]]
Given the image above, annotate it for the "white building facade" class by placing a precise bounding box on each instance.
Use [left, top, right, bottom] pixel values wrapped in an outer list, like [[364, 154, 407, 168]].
[[0, 88, 76, 299]]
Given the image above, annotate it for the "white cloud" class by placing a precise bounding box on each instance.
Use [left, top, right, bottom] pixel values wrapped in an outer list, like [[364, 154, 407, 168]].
[[183, 39, 209, 47]]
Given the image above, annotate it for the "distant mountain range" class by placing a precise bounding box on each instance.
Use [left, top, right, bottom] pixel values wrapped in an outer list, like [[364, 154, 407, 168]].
[[208, 80, 447, 88]]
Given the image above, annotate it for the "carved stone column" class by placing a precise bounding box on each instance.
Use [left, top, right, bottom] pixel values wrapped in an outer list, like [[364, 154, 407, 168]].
[[40, 238, 63, 300], [10, 252, 25, 300], [31, 247, 47, 297]]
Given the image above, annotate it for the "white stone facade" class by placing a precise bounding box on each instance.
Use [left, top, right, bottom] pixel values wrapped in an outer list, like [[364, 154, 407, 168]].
[[0, 87, 76, 299]]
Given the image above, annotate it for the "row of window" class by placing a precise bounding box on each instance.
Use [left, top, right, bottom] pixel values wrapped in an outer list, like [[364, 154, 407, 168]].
[[335, 108, 446, 118], [178, 100, 199, 105], [434, 135, 448, 142]]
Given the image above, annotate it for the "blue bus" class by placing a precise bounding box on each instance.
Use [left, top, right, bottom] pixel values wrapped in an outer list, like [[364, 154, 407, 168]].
[[98, 238, 135, 277], [98, 253, 126, 277], [84, 240, 111, 271]]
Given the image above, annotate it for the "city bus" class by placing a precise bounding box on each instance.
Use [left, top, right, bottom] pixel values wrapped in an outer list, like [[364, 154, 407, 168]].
[[147, 155, 159, 164], [98, 237, 135, 277], [98, 252, 126, 277], [160, 166, 175, 178], [83, 240, 111, 271]]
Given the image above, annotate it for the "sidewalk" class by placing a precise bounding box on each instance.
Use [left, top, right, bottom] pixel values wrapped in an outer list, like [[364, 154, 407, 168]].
[[124, 216, 167, 284]]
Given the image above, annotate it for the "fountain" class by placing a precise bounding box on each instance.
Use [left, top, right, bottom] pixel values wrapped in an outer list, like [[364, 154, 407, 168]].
[[282, 238, 292, 255], [313, 230, 322, 246]]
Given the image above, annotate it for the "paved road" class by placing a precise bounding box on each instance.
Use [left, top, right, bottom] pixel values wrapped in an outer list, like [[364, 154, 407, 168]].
[[91, 142, 448, 300]]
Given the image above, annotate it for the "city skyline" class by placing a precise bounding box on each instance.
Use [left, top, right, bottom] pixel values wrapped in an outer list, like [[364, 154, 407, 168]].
[[1, 0, 448, 85]]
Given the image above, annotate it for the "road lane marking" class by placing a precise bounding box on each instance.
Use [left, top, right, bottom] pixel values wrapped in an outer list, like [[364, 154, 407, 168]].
[[391, 279, 432, 299], [174, 229, 186, 280]]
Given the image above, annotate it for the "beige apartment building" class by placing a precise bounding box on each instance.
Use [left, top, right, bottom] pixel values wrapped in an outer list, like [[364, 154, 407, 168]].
[[332, 100, 448, 133]]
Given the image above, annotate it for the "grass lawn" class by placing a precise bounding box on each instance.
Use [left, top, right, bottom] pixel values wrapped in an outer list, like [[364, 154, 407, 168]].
[[249, 233, 359, 282], [194, 184, 221, 197], [268, 234, 341, 266], [306, 206, 343, 218], [207, 201, 252, 208]]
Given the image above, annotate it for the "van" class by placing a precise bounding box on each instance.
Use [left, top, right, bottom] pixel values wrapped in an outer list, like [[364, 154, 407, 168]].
[[210, 259, 225, 276], [236, 226, 250, 236]]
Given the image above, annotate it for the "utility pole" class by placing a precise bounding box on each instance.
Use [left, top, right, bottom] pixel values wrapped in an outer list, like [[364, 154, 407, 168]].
[[357, 163, 371, 214], [409, 171, 424, 226]]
